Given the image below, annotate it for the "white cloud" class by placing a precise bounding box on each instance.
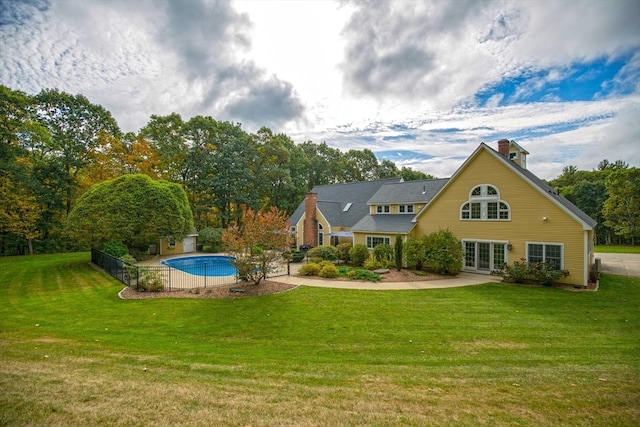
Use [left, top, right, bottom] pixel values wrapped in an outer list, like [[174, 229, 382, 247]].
[[1, 0, 638, 180]]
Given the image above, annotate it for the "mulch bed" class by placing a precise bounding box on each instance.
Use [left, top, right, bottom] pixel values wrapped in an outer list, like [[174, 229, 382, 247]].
[[119, 280, 299, 299]]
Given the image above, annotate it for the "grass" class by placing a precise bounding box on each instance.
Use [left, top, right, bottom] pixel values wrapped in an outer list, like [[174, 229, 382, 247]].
[[595, 244, 640, 254], [1, 252, 639, 426]]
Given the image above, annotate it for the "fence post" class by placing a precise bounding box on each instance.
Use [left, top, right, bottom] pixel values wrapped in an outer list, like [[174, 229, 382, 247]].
[[204, 262, 207, 288]]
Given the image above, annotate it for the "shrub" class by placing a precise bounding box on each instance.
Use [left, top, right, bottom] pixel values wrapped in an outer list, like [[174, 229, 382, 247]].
[[198, 227, 223, 252], [319, 263, 339, 278], [349, 244, 370, 267], [299, 262, 321, 276], [493, 259, 529, 283], [137, 268, 164, 292], [119, 254, 137, 265], [373, 243, 394, 263], [424, 229, 462, 275], [102, 240, 128, 258], [492, 258, 570, 285], [336, 243, 352, 263], [404, 238, 426, 270], [307, 245, 339, 261], [336, 265, 381, 282], [129, 247, 147, 262], [364, 257, 393, 270], [349, 268, 381, 282], [281, 249, 305, 262], [530, 261, 570, 286]]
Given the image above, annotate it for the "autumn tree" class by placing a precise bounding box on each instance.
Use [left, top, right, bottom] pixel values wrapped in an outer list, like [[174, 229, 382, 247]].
[[66, 174, 194, 253], [222, 206, 292, 285]]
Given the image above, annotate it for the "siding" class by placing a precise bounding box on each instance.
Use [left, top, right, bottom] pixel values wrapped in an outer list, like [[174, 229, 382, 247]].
[[414, 149, 588, 286]]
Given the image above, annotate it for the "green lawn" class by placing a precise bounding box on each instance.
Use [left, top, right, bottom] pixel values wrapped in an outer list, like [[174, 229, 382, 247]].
[[1, 253, 639, 426], [596, 244, 640, 254]]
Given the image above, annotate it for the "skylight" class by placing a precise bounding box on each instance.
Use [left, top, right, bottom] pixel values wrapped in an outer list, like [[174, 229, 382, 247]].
[[343, 202, 353, 212]]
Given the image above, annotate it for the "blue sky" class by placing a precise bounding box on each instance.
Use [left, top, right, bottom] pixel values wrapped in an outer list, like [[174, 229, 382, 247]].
[[1, 0, 639, 180]]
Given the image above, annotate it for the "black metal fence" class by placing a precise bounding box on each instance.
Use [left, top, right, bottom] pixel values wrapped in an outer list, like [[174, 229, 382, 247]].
[[91, 248, 289, 292]]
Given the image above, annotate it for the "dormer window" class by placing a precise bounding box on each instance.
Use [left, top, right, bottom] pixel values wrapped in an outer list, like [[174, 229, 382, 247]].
[[376, 205, 390, 214], [399, 205, 415, 214], [460, 185, 510, 220]]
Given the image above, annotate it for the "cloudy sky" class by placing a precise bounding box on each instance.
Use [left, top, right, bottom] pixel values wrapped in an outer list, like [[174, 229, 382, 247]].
[[1, 0, 639, 180]]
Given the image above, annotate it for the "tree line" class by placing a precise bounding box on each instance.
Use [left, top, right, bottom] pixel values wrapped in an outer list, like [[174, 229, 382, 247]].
[[0, 86, 431, 255], [1, 85, 638, 256], [547, 162, 639, 246]]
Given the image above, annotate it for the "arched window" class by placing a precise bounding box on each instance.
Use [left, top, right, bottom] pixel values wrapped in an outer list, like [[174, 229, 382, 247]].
[[318, 223, 324, 246], [460, 185, 510, 220]]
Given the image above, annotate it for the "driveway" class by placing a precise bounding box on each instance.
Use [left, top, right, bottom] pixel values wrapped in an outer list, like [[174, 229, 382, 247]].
[[595, 253, 640, 278]]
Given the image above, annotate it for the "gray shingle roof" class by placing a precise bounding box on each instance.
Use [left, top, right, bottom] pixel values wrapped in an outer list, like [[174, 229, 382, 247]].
[[289, 178, 403, 227], [368, 178, 449, 204], [351, 214, 416, 234]]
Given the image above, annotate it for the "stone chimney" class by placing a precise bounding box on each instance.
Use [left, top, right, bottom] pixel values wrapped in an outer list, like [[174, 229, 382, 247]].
[[303, 192, 318, 247], [498, 139, 510, 157]]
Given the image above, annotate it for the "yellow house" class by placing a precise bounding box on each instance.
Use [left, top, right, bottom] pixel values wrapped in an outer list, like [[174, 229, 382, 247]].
[[290, 140, 597, 287], [411, 141, 596, 287]]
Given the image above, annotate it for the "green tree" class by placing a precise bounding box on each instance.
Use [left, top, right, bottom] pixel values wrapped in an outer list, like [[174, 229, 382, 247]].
[[564, 180, 609, 244], [299, 141, 344, 187], [66, 174, 194, 252], [209, 121, 258, 227], [377, 159, 400, 179], [139, 113, 188, 182], [34, 89, 121, 216], [394, 235, 403, 271], [341, 148, 379, 182], [603, 168, 640, 244], [400, 166, 435, 181], [181, 115, 220, 228], [252, 127, 306, 213]]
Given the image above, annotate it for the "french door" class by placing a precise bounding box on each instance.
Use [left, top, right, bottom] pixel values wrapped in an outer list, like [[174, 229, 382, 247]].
[[464, 241, 506, 273]]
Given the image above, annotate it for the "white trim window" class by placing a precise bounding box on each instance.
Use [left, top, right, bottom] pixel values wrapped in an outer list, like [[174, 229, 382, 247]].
[[527, 242, 563, 270], [376, 205, 390, 214], [460, 184, 510, 220], [463, 240, 508, 273], [366, 236, 390, 249], [398, 204, 415, 214], [318, 223, 324, 246]]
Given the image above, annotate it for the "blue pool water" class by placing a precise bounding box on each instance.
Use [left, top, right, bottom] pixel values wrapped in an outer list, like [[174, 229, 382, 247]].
[[161, 255, 236, 277]]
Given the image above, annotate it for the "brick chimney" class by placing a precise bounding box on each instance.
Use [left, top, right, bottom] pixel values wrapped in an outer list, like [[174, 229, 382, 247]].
[[303, 192, 318, 247], [498, 139, 510, 157]]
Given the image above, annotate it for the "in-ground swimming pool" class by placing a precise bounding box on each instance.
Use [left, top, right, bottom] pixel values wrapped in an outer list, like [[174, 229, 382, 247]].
[[161, 255, 236, 277]]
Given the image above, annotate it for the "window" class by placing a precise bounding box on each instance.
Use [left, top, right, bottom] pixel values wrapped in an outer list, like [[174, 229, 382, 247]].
[[376, 205, 390, 214], [527, 243, 563, 270], [460, 184, 510, 221], [463, 241, 508, 272], [399, 205, 414, 214], [366, 236, 390, 249], [318, 223, 324, 246], [343, 202, 353, 212]]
